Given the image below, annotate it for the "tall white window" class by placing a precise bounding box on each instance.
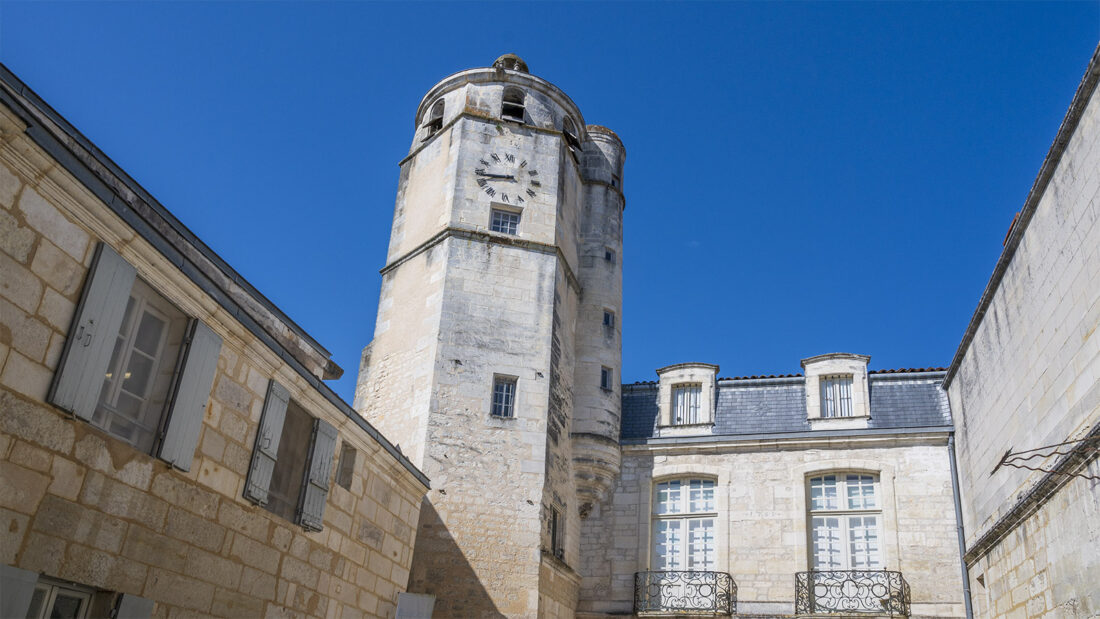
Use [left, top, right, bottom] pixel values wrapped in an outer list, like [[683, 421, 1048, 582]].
[[652, 478, 716, 571], [490, 208, 520, 235], [672, 384, 702, 425], [492, 376, 517, 418], [808, 474, 881, 570], [820, 375, 854, 418], [92, 278, 188, 452]]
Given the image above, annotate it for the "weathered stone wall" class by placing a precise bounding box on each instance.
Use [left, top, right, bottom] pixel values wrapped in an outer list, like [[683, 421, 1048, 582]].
[[577, 441, 965, 618], [0, 96, 427, 619], [945, 56, 1099, 617]]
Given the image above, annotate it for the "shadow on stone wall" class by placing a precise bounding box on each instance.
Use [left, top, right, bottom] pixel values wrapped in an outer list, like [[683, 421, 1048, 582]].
[[407, 498, 503, 618]]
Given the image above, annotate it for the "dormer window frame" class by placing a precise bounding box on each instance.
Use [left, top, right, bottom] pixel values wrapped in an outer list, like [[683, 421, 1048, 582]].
[[655, 363, 719, 435], [801, 353, 872, 430]]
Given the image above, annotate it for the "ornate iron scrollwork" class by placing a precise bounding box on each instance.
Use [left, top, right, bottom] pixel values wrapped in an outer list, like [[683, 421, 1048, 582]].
[[633, 570, 736, 615], [795, 570, 911, 616]]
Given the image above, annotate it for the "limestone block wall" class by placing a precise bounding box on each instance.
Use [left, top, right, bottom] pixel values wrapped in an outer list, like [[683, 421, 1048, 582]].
[[577, 441, 965, 618], [0, 97, 427, 618], [944, 52, 1099, 617]]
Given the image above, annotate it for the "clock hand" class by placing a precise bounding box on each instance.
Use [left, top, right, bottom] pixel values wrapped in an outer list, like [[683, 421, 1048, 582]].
[[476, 173, 516, 180]]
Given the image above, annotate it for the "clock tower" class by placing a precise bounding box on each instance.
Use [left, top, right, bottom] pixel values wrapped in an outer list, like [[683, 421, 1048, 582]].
[[354, 55, 625, 617]]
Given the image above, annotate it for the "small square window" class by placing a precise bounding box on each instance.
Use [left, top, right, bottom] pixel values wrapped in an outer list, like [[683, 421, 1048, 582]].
[[604, 248, 616, 264], [335, 441, 356, 491], [490, 209, 520, 235], [600, 366, 613, 390], [492, 376, 517, 418]]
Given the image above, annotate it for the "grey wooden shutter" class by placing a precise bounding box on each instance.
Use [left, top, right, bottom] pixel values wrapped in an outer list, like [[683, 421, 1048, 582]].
[[0, 564, 38, 619], [298, 418, 337, 531], [114, 594, 155, 619], [48, 243, 136, 420], [243, 379, 290, 505], [158, 320, 222, 472]]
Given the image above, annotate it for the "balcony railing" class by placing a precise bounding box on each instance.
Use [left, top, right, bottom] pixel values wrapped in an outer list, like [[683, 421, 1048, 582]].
[[634, 570, 736, 615], [795, 570, 911, 616]]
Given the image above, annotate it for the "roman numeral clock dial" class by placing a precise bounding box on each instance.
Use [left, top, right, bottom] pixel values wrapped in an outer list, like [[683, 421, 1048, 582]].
[[473, 152, 540, 204]]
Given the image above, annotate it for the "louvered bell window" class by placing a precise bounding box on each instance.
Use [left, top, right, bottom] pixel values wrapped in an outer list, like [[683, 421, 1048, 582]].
[[820, 375, 854, 418]]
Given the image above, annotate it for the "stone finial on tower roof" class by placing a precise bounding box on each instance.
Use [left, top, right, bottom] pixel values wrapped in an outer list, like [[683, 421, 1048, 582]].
[[493, 53, 529, 73]]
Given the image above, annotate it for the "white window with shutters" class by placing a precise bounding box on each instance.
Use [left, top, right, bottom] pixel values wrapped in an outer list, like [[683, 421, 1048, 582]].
[[808, 473, 882, 570], [47, 243, 221, 472], [652, 478, 717, 571]]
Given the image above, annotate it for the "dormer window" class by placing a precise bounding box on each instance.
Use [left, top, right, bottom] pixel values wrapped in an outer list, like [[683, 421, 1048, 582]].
[[820, 375, 854, 418], [502, 87, 525, 122], [563, 116, 581, 153], [672, 384, 702, 425], [424, 99, 444, 137]]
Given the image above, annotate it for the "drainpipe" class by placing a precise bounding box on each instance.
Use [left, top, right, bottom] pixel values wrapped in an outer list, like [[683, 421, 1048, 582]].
[[948, 433, 975, 619]]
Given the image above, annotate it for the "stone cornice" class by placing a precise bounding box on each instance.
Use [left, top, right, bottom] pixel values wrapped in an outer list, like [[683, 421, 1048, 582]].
[[380, 225, 583, 294], [622, 426, 953, 455]]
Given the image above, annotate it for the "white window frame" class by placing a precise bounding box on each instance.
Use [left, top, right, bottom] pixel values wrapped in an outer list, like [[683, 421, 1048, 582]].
[[491, 375, 517, 418], [671, 383, 703, 425], [490, 207, 520, 235], [820, 375, 854, 418], [807, 473, 882, 570], [25, 578, 94, 619], [651, 478, 717, 571]]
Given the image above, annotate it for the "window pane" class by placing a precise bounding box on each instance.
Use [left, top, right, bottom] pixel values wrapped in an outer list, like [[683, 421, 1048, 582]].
[[846, 474, 877, 509], [653, 520, 682, 570], [133, 310, 166, 356], [688, 479, 715, 513], [811, 517, 843, 569], [810, 475, 838, 511], [848, 516, 881, 568], [687, 518, 715, 570], [48, 592, 87, 619], [266, 400, 313, 522], [655, 480, 682, 514], [490, 210, 519, 235], [492, 378, 516, 417]]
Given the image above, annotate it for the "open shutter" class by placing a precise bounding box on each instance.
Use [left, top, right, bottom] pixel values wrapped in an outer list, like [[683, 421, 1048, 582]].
[[297, 418, 337, 531], [0, 565, 38, 619], [158, 320, 222, 471], [243, 379, 290, 505], [114, 594, 155, 619], [48, 243, 136, 420]]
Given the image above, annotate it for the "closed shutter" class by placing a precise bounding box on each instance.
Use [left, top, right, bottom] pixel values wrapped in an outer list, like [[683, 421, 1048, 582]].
[[0, 564, 38, 619], [298, 418, 337, 531], [243, 379, 290, 505], [114, 594, 155, 619], [48, 243, 136, 420], [158, 320, 223, 471]]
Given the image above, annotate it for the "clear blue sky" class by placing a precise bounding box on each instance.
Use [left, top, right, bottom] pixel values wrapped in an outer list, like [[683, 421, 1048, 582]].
[[2, 2, 1097, 400]]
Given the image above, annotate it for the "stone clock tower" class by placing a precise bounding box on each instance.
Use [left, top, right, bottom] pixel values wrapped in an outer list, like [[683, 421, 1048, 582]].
[[354, 55, 625, 617]]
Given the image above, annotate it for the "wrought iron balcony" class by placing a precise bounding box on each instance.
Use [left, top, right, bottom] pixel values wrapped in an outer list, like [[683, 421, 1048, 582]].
[[634, 570, 736, 615], [795, 570, 911, 616]]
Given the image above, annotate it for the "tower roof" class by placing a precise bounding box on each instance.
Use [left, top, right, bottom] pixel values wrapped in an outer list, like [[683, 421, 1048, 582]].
[[493, 53, 529, 73]]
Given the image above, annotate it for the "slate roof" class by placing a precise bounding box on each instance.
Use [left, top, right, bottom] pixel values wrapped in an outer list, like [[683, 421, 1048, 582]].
[[620, 370, 952, 441]]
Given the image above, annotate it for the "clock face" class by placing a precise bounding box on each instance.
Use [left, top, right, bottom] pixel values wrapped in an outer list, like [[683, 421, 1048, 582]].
[[473, 152, 541, 205]]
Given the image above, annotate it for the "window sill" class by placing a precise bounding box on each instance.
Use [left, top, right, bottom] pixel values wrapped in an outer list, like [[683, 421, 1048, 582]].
[[657, 422, 715, 438], [808, 415, 871, 431]]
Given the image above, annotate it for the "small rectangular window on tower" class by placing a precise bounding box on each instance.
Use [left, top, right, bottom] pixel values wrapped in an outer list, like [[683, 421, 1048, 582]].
[[604, 248, 616, 264], [550, 505, 564, 559], [600, 366, 613, 391], [490, 208, 520, 235], [491, 375, 517, 418]]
